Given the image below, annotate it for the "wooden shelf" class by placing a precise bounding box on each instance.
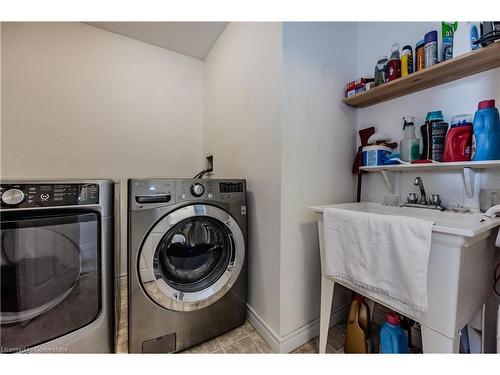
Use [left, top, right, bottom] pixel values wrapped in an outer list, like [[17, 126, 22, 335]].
[[343, 42, 500, 108], [360, 160, 500, 172]]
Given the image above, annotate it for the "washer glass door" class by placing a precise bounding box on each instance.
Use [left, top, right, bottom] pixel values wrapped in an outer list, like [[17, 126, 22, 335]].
[[139, 205, 244, 312], [155, 216, 231, 293]]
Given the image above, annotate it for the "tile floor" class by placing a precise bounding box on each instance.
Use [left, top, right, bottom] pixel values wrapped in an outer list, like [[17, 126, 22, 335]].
[[116, 284, 347, 354]]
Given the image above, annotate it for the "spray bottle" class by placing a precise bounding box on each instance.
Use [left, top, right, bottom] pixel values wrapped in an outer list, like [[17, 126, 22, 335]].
[[400, 116, 420, 162]]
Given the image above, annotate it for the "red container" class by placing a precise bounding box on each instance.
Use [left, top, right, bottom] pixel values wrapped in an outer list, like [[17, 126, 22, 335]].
[[385, 59, 401, 82], [346, 78, 371, 91], [442, 115, 473, 162]]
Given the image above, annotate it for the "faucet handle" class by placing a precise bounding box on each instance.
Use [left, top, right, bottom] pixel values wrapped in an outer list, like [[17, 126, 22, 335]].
[[430, 194, 442, 206], [407, 193, 418, 203]]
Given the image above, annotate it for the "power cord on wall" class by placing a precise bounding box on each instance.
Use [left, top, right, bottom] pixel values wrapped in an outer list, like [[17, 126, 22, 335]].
[[192, 168, 213, 179]]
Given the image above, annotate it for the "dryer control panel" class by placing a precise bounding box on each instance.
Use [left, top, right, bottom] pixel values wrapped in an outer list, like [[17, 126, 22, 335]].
[[0, 183, 99, 208]]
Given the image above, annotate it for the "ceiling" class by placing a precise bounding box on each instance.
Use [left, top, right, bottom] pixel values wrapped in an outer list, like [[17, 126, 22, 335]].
[[86, 22, 227, 60]]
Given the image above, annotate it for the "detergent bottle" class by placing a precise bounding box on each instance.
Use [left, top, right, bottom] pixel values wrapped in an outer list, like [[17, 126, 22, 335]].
[[386, 43, 401, 82], [442, 114, 473, 162], [344, 295, 370, 353], [379, 311, 408, 354], [471, 100, 500, 161], [421, 111, 448, 161]]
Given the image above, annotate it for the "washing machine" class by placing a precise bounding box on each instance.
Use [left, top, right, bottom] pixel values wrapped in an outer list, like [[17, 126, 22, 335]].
[[0, 180, 115, 353], [128, 178, 247, 353]]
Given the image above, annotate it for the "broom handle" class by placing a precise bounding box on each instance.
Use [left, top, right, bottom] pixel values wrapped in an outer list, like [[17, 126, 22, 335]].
[[356, 172, 363, 202]]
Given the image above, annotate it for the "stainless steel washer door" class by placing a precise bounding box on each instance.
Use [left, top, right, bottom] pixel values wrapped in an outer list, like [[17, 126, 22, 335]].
[[138, 205, 244, 312]]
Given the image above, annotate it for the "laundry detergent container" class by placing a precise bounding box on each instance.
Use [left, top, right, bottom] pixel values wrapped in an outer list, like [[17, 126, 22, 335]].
[[380, 312, 408, 354], [362, 145, 391, 166], [472, 99, 500, 161]]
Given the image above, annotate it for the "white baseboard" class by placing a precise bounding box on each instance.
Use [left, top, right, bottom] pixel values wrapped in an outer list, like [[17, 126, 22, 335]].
[[246, 305, 281, 353], [246, 303, 349, 353]]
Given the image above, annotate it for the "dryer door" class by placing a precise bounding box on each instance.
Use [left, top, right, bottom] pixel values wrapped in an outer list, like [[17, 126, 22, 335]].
[[0, 211, 100, 352], [138, 204, 244, 312]]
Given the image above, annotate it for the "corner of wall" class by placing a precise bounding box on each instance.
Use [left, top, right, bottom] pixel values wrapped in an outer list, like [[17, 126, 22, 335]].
[[202, 22, 283, 338], [278, 22, 358, 348]]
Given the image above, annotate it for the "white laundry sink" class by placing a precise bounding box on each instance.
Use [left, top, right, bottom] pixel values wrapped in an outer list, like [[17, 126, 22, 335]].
[[311, 202, 500, 353], [311, 202, 500, 237]]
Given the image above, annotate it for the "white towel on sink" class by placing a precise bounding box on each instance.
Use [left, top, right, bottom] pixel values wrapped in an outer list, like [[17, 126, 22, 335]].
[[323, 207, 433, 315]]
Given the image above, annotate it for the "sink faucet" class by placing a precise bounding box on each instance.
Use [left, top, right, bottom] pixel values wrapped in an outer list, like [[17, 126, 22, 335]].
[[404, 176, 445, 211], [414, 176, 427, 204]]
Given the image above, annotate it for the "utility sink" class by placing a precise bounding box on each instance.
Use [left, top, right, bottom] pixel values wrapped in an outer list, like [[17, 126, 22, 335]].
[[311, 202, 500, 353], [311, 201, 500, 237]]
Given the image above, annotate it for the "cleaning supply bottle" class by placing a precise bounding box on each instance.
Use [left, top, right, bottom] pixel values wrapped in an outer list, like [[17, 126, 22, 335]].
[[415, 40, 425, 71], [344, 295, 370, 353], [400, 116, 420, 162], [380, 312, 409, 354], [453, 22, 481, 58], [356, 296, 370, 339], [420, 122, 429, 160], [421, 111, 448, 161], [385, 43, 401, 82], [401, 45, 413, 77], [472, 99, 500, 161], [374, 56, 388, 86], [442, 22, 458, 61], [442, 114, 473, 162], [424, 31, 438, 67]]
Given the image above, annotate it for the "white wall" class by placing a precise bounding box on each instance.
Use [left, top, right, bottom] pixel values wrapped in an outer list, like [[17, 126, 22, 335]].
[[1, 22, 205, 277], [280, 22, 357, 337], [203, 23, 283, 335]]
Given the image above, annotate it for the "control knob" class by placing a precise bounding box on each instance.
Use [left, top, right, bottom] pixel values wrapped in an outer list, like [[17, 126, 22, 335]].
[[1, 188, 25, 205], [191, 183, 204, 197]]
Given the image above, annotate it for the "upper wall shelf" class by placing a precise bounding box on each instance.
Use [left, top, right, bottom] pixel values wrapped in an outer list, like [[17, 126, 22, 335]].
[[343, 42, 500, 108]]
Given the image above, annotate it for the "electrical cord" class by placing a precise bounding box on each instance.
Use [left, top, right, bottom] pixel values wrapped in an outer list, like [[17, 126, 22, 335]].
[[473, 29, 500, 46], [192, 168, 213, 179]]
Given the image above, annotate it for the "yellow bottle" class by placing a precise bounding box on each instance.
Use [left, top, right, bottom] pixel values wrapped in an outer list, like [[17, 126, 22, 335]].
[[401, 45, 414, 77], [344, 295, 370, 353]]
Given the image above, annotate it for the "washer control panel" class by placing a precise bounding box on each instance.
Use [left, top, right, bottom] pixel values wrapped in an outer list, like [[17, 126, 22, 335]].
[[0, 183, 99, 208], [131, 179, 246, 208], [176, 179, 245, 203]]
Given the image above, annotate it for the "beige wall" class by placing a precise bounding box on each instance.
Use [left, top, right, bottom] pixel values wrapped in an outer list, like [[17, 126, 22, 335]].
[[204, 23, 283, 336], [1, 22, 205, 276]]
